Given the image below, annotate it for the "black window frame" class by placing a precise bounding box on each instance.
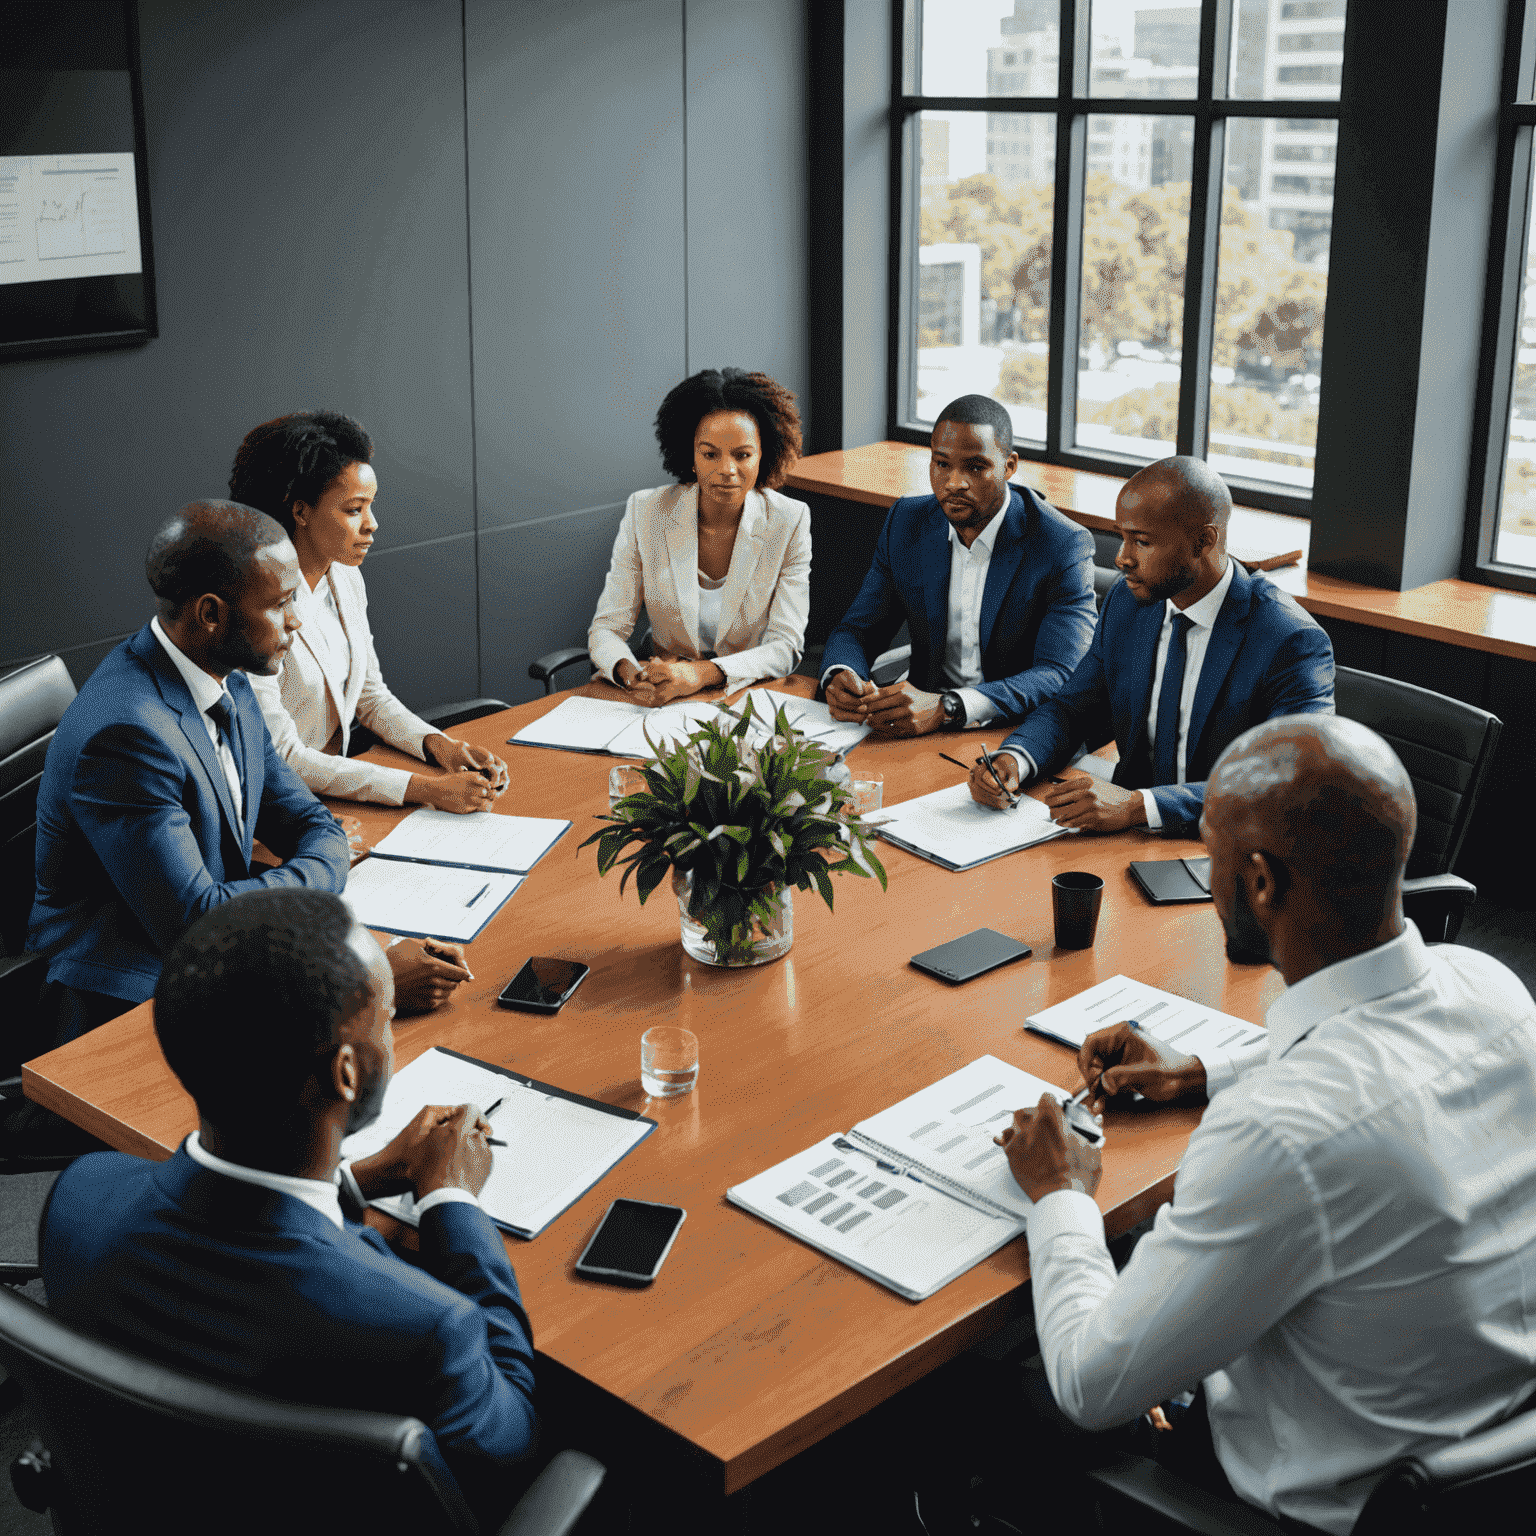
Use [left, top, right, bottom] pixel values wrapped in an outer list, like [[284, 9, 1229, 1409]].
[[1465, 0, 1536, 594], [887, 0, 1346, 517]]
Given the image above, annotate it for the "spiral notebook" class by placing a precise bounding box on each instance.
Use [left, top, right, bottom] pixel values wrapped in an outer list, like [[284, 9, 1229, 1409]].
[[727, 1056, 1080, 1301]]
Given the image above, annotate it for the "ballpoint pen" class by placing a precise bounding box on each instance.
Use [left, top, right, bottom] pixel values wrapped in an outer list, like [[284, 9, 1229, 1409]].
[[977, 742, 1021, 809], [423, 940, 474, 980], [480, 1097, 507, 1147]]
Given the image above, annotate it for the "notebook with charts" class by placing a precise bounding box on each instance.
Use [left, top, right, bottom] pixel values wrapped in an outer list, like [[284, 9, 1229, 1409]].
[[1025, 974, 1269, 1065], [369, 807, 570, 875], [340, 1047, 656, 1239], [341, 859, 521, 944], [727, 1056, 1083, 1301], [509, 696, 727, 757], [874, 782, 1068, 870]]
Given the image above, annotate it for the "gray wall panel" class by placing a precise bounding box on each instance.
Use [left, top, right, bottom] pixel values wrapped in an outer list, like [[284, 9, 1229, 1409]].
[[684, 0, 809, 410], [465, 0, 688, 529], [353, 537, 480, 714], [0, 0, 474, 672], [477, 507, 628, 706]]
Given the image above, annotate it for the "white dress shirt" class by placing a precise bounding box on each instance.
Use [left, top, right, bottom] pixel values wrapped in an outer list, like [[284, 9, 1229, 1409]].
[[185, 1129, 480, 1227], [150, 616, 244, 825], [697, 568, 727, 655], [1026, 923, 1536, 1534], [821, 509, 1004, 725], [1000, 559, 1234, 827]]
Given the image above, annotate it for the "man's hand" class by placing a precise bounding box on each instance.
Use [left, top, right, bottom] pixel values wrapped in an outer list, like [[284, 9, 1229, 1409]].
[[1076, 1022, 1207, 1117], [1040, 771, 1147, 833], [350, 1102, 495, 1201], [996, 1094, 1103, 1204], [862, 681, 946, 737], [425, 733, 509, 794], [387, 938, 471, 1015], [825, 669, 878, 720], [968, 752, 1023, 810]]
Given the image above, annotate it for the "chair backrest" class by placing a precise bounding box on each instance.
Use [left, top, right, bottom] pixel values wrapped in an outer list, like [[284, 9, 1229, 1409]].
[[1091, 530, 1121, 609], [1332, 667, 1502, 880], [0, 655, 76, 957], [0, 1284, 480, 1536]]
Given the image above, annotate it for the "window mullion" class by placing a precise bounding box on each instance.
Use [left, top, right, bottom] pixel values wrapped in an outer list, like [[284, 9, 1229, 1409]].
[[1047, 110, 1086, 456]]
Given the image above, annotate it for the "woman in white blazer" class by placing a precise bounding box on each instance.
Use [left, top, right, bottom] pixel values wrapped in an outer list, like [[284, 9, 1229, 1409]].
[[588, 368, 811, 705], [230, 410, 507, 814]]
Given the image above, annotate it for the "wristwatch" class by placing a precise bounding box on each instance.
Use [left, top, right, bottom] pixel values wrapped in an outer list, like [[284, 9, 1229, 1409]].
[[939, 690, 965, 727]]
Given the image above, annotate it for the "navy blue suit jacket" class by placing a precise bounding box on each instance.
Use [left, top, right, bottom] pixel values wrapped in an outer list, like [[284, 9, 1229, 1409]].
[[28, 624, 350, 1004], [821, 487, 1097, 722], [41, 1147, 538, 1517], [1000, 564, 1336, 838]]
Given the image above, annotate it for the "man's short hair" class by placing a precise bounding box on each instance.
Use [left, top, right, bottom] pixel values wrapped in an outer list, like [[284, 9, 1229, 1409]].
[[154, 889, 374, 1135], [144, 499, 287, 615], [934, 394, 1014, 454]]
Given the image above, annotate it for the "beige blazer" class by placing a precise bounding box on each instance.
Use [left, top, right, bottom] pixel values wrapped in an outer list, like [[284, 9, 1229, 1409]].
[[588, 484, 812, 686], [247, 561, 437, 805]]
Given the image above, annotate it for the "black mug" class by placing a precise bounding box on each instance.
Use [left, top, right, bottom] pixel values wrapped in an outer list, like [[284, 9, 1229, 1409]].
[[1052, 871, 1105, 949]]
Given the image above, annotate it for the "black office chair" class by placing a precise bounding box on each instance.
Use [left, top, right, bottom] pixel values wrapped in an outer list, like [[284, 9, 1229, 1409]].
[[1333, 667, 1502, 943], [1091, 528, 1122, 608], [528, 626, 654, 695], [1086, 1392, 1536, 1536], [421, 698, 514, 731], [0, 656, 77, 1118], [0, 1283, 604, 1536]]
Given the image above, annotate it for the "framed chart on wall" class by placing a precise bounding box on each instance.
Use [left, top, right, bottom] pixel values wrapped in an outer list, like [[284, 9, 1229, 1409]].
[[1, 0, 158, 361]]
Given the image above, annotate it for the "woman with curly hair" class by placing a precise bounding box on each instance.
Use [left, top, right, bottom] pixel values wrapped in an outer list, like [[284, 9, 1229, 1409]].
[[229, 409, 507, 813], [588, 367, 812, 704]]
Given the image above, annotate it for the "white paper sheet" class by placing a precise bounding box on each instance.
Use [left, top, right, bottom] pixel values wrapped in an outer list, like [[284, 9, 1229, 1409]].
[[876, 781, 1067, 869], [509, 696, 650, 752], [369, 807, 569, 874], [341, 1048, 652, 1236], [341, 859, 521, 942], [739, 690, 872, 756], [1025, 974, 1269, 1061]]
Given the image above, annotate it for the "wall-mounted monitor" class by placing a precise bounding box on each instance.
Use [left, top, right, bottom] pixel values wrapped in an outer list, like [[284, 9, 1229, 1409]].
[[0, 1, 157, 361]]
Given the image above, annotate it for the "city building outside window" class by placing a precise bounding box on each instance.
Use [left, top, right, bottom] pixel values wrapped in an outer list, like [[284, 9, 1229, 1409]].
[[898, 0, 1345, 507]]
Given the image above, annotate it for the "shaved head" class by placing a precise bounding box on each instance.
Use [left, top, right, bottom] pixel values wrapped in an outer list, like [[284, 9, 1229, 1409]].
[[1120, 455, 1232, 545], [145, 498, 288, 618], [1205, 716, 1415, 960]]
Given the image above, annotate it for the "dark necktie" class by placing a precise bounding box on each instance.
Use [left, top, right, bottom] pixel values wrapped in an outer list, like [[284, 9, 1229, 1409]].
[[207, 695, 244, 803], [1152, 613, 1193, 787]]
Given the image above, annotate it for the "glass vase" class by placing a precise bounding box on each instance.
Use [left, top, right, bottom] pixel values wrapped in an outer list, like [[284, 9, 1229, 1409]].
[[673, 867, 793, 967]]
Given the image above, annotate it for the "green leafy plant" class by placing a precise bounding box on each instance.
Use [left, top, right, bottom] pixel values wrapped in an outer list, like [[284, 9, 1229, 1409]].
[[579, 695, 887, 964]]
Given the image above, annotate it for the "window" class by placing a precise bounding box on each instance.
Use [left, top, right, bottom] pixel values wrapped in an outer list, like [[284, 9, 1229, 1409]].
[[896, 0, 1346, 508], [1470, 0, 1536, 587]]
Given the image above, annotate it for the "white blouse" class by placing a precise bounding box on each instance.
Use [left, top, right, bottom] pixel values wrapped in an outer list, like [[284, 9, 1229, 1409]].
[[696, 568, 727, 655]]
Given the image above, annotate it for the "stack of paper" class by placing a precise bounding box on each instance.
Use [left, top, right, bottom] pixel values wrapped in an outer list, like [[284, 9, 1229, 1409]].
[[342, 861, 522, 943], [509, 696, 727, 757], [728, 1055, 1074, 1301], [370, 807, 569, 874], [340, 1047, 655, 1239], [741, 690, 871, 756], [875, 782, 1068, 870], [1025, 974, 1268, 1062]]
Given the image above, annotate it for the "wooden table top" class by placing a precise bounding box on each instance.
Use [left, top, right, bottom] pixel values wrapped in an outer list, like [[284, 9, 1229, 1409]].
[[786, 442, 1536, 665], [24, 679, 1286, 1495]]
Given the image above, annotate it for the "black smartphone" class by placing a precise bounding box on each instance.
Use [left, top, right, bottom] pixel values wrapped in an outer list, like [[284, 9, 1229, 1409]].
[[574, 1198, 686, 1286], [909, 927, 1032, 984], [497, 957, 590, 1013]]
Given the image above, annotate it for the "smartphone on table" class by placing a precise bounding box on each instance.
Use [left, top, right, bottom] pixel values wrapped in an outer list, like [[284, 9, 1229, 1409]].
[[574, 1199, 686, 1286], [497, 957, 590, 1013]]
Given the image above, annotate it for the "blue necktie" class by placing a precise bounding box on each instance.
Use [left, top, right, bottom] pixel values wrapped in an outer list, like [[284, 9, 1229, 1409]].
[[1152, 613, 1193, 787], [207, 694, 246, 806]]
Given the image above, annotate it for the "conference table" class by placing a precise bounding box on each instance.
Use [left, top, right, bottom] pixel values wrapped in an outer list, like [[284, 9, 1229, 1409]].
[[23, 677, 1285, 1511]]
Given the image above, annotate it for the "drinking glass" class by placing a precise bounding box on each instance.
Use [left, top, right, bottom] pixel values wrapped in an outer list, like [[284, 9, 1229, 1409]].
[[641, 1026, 699, 1097]]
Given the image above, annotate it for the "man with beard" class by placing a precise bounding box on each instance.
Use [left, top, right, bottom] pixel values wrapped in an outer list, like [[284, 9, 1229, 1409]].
[[993, 716, 1536, 1534], [967, 456, 1334, 836], [821, 394, 1096, 735], [39, 888, 538, 1521], [25, 499, 468, 1062]]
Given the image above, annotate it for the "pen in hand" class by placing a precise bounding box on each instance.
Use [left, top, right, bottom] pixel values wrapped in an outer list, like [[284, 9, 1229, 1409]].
[[423, 940, 475, 981], [978, 743, 1021, 809]]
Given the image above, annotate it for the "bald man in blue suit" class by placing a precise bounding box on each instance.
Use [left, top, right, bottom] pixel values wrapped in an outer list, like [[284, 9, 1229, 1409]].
[[969, 458, 1334, 838]]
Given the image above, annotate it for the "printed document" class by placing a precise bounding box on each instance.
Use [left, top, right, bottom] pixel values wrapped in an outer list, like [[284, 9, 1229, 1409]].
[[341, 859, 520, 943], [1026, 974, 1268, 1063], [370, 807, 569, 874], [876, 782, 1067, 870]]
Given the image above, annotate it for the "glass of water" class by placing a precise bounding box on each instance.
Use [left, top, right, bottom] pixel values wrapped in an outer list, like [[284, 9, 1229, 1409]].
[[641, 1026, 698, 1098], [849, 768, 884, 817], [609, 763, 648, 805]]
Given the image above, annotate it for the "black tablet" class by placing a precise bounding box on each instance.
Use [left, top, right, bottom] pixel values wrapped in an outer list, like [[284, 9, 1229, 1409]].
[[910, 928, 1032, 985]]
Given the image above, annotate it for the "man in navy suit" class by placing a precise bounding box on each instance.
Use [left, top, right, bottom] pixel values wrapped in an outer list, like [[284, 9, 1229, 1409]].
[[821, 394, 1096, 735], [40, 888, 538, 1526], [27, 499, 352, 1050], [969, 457, 1334, 838]]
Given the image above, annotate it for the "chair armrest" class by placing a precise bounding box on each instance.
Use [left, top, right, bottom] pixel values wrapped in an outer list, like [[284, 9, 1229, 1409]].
[[419, 698, 511, 732], [0, 952, 47, 1078], [496, 1449, 606, 1536], [0, 1264, 41, 1286], [1402, 874, 1477, 943], [870, 645, 912, 688], [1087, 1455, 1290, 1536], [528, 649, 594, 695]]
